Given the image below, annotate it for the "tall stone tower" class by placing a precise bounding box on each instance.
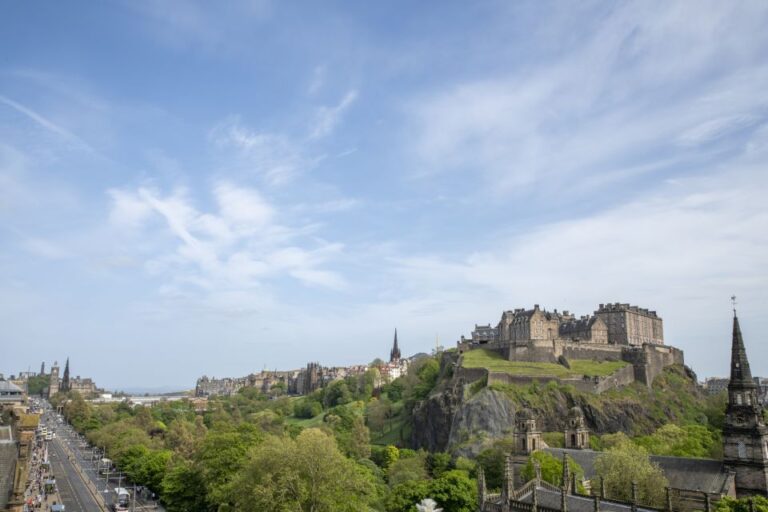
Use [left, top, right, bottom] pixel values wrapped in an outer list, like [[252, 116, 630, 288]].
[[513, 408, 542, 454], [564, 406, 590, 449], [390, 329, 401, 363], [723, 314, 768, 496], [40, 361, 45, 376], [61, 358, 70, 393], [48, 362, 60, 398]]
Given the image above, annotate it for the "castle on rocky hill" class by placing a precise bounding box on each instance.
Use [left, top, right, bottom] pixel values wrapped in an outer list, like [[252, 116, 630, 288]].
[[458, 303, 683, 389]]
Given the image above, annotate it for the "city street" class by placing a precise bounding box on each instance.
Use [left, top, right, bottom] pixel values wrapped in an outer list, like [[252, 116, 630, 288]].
[[40, 408, 163, 512]]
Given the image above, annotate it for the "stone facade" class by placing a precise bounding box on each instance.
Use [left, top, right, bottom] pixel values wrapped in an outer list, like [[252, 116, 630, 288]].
[[564, 407, 590, 449], [513, 409, 542, 455], [594, 303, 664, 345], [47, 362, 59, 399]]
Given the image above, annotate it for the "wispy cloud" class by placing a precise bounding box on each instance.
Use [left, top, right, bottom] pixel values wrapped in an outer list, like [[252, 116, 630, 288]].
[[0, 95, 94, 152], [310, 90, 358, 139], [407, 2, 768, 195], [108, 182, 346, 310]]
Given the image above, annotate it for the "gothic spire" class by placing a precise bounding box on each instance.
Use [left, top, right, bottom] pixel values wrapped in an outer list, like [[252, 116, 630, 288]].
[[62, 357, 71, 392], [729, 314, 755, 389], [390, 328, 401, 362]]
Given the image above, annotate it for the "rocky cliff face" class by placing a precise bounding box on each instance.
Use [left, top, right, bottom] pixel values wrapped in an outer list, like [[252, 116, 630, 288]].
[[411, 365, 706, 456]]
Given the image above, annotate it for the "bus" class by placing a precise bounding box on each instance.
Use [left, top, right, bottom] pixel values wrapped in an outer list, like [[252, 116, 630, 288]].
[[98, 458, 113, 476], [112, 488, 130, 511]]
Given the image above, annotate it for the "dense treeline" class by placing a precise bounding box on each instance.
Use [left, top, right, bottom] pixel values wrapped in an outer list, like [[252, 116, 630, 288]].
[[52, 358, 729, 511]]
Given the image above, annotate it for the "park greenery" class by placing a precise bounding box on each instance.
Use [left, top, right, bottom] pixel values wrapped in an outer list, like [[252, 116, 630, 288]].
[[50, 351, 730, 511]]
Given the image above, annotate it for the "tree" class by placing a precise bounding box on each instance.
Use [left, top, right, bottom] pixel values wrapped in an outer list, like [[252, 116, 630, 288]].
[[161, 459, 207, 512], [428, 470, 476, 512], [324, 381, 353, 408], [367, 398, 393, 435], [594, 438, 668, 507], [715, 496, 768, 512], [635, 423, 720, 459], [231, 428, 377, 512], [427, 452, 453, 478], [388, 453, 428, 487], [521, 451, 584, 491]]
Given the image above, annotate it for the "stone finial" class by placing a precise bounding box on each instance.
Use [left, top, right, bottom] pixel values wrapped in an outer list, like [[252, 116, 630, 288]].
[[534, 460, 542, 483], [532, 482, 538, 512], [593, 495, 600, 512], [631, 481, 638, 512], [665, 487, 672, 512], [502, 454, 514, 502], [600, 476, 606, 499], [562, 454, 571, 492], [572, 471, 578, 495], [477, 466, 487, 505], [561, 485, 568, 512], [703, 492, 711, 512]]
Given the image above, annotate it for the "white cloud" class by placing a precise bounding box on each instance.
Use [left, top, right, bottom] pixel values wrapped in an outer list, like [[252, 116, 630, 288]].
[[310, 90, 358, 139], [106, 182, 345, 309], [210, 118, 316, 185], [0, 95, 94, 153], [408, 2, 768, 192]]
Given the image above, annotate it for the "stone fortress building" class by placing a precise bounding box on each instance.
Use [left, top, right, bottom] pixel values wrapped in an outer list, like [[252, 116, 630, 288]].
[[459, 302, 682, 390], [479, 311, 768, 511]]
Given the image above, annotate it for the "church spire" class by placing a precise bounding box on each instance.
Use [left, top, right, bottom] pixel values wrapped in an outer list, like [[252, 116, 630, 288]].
[[729, 313, 755, 390], [62, 357, 71, 392], [390, 328, 401, 363]]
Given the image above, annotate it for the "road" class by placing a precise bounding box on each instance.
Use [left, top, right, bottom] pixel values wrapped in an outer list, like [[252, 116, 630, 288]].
[[48, 435, 105, 511]]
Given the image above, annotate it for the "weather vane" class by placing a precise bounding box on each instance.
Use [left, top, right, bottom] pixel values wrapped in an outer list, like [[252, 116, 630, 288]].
[[731, 295, 737, 316]]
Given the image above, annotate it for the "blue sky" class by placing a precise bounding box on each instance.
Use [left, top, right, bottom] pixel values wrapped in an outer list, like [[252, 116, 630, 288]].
[[1, 1, 767, 390]]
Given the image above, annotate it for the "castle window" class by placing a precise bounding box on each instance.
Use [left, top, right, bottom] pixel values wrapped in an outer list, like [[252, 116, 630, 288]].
[[736, 393, 743, 405], [738, 442, 746, 459]]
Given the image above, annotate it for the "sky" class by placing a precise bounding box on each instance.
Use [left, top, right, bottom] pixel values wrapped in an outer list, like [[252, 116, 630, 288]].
[[1, 1, 767, 391]]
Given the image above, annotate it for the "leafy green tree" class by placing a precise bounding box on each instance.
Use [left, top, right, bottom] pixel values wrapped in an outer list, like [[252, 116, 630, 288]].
[[427, 452, 453, 478], [715, 496, 768, 512], [428, 470, 477, 512], [294, 399, 323, 419], [388, 452, 428, 487], [594, 438, 668, 507], [383, 445, 400, 469], [385, 480, 431, 512], [367, 397, 393, 434], [324, 381, 353, 408], [231, 428, 377, 512], [635, 424, 720, 459], [197, 425, 263, 509], [161, 459, 207, 512], [521, 451, 584, 491]]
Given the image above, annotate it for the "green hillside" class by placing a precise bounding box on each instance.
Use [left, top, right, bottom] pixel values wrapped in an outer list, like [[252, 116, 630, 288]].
[[461, 348, 628, 378]]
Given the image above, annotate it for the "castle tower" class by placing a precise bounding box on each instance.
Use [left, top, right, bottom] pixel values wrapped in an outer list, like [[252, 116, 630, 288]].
[[48, 361, 60, 398], [564, 406, 590, 449], [61, 357, 70, 393], [390, 329, 401, 363], [513, 408, 542, 454], [722, 313, 768, 496]]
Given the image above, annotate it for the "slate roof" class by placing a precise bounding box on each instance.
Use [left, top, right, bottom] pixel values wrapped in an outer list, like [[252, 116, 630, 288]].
[[0, 426, 12, 442], [0, 380, 23, 393], [517, 486, 658, 512], [545, 448, 733, 495]]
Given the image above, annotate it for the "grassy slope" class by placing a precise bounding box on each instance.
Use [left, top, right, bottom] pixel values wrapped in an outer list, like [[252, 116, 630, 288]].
[[461, 348, 628, 378]]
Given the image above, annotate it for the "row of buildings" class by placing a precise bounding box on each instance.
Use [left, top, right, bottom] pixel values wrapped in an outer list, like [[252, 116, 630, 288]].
[[0, 377, 39, 512], [5, 360, 100, 399], [195, 330, 409, 397], [471, 302, 664, 346]]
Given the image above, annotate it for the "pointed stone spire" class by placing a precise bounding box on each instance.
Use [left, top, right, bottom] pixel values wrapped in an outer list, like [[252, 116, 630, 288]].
[[390, 328, 401, 362], [600, 476, 606, 499], [729, 314, 755, 389], [62, 357, 70, 392], [572, 471, 578, 495], [532, 482, 538, 512], [561, 454, 571, 493], [561, 485, 568, 512], [477, 466, 487, 506], [501, 454, 514, 502]]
